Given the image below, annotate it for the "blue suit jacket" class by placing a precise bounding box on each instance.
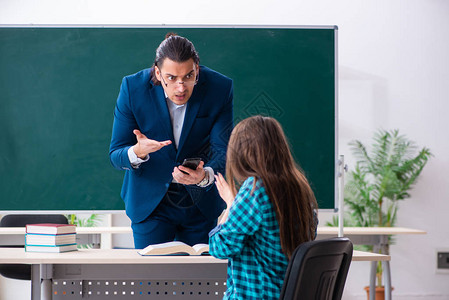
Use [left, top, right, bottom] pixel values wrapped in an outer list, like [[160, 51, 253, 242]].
[[109, 66, 233, 223]]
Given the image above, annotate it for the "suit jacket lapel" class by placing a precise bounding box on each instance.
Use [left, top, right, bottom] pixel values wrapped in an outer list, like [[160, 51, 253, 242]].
[[176, 76, 207, 157], [148, 84, 178, 160], [149, 84, 175, 143]]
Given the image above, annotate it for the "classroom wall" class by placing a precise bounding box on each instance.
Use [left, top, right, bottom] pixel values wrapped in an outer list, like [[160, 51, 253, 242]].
[[1, 0, 448, 299]]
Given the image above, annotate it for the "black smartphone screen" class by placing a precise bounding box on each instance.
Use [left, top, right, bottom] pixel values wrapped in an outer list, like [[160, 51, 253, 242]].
[[181, 158, 201, 172]]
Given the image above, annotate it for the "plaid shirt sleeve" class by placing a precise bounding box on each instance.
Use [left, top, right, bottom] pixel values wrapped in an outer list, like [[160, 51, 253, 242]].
[[209, 177, 263, 259], [209, 177, 289, 299]]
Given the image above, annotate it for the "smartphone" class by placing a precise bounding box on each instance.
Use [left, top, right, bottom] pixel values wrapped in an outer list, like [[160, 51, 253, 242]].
[[180, 158, 202, 174]]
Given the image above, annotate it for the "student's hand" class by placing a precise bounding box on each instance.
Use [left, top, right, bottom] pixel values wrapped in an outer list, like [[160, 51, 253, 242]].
[[173, 161, 206, 185], [214, 173, 236, 208], [133, 129, 172, 158]]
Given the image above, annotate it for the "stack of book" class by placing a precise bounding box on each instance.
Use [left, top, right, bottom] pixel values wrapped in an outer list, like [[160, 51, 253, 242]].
[[25, 223, 77, 253]]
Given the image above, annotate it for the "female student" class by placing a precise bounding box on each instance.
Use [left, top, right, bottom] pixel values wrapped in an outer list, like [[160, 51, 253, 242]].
[[209, 115, 318, 300]]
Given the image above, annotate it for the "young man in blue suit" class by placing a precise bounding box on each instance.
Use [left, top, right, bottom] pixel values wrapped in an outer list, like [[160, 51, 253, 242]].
[[109, 33, 233, 249]]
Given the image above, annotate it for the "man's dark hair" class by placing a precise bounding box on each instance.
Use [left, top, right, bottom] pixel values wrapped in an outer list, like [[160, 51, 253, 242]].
[[150, 33, 200, 85]]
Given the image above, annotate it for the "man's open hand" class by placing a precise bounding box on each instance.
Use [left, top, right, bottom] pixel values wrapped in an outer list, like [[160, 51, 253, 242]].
[[133, 129, 172, 158]]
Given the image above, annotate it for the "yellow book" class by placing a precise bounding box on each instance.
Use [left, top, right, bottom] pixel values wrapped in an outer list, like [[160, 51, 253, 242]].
[[138, 241, 209, 256]]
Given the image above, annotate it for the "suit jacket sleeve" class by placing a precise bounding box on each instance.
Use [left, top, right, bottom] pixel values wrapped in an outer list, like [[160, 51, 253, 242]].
[[109, 77, 139, 172], [207, 80, 234, 175]]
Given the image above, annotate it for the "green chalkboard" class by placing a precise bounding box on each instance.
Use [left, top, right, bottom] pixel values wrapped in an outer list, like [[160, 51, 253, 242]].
[[0, 26, 336, 211]]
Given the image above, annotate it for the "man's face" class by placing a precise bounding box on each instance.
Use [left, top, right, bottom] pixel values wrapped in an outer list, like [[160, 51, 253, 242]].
[[155, 58, 198, 106]]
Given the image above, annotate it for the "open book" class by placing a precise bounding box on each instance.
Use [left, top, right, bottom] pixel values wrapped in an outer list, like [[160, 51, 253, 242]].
[[138, 241, 209, 256]]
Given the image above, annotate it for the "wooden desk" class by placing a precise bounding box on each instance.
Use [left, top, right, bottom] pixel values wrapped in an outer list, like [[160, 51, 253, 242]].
[[317, 226, 426, 300], [0, 248, 389, 300]]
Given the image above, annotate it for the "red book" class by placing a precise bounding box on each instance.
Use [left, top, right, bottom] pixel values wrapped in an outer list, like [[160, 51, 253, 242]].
[[26, 223, 76, 235]]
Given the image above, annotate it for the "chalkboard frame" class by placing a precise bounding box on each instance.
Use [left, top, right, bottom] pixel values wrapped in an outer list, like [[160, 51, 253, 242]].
[[0, 25, 338, 213]]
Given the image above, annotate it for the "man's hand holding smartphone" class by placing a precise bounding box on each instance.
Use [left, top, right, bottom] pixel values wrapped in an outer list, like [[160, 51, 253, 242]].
[[180, 158, 202, 174], [172, 158, 206, 185]]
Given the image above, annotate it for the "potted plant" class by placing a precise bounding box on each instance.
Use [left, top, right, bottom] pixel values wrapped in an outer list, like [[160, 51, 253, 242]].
[[65, 214, 103, 248], [328, 129, 432, 299]]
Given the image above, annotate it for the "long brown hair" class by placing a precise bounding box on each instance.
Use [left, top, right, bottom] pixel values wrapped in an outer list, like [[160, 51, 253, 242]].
[[226, 115, 318, 259]]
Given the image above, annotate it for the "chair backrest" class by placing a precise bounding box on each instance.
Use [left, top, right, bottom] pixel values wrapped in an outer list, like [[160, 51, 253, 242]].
[[0, 214, 69, 247], [279, 237, 353, 300], [0, 214, 69, 227], [0, 214, 69, 281]]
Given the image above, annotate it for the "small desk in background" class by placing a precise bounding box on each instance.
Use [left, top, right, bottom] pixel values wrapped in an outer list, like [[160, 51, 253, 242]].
[[0, 248, 389, 300], [317, 226, 426, 300]]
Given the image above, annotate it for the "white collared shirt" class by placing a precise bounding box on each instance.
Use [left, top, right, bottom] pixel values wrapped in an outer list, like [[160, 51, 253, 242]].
[[128, 92, 214, 187], [165, 97, 187, 149]]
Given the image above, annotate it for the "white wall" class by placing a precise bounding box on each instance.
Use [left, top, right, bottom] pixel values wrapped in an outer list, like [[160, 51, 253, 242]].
[[1, 0, 449, 299]]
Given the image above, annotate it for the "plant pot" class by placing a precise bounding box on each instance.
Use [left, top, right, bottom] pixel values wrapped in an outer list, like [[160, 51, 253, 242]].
[[364, 286, 394, 300]]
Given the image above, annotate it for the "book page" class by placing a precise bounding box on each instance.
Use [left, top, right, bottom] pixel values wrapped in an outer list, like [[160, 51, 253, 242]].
[[138, 241, 194, 256], [192, 244, 209, 255]]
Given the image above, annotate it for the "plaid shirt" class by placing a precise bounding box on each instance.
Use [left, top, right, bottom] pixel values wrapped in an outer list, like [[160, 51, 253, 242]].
[[209, 177, 288, 300]]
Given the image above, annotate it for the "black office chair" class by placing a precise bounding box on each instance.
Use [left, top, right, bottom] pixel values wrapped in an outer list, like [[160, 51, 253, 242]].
[[0, 214, 69, 280], [279, 237, 353, 300]]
